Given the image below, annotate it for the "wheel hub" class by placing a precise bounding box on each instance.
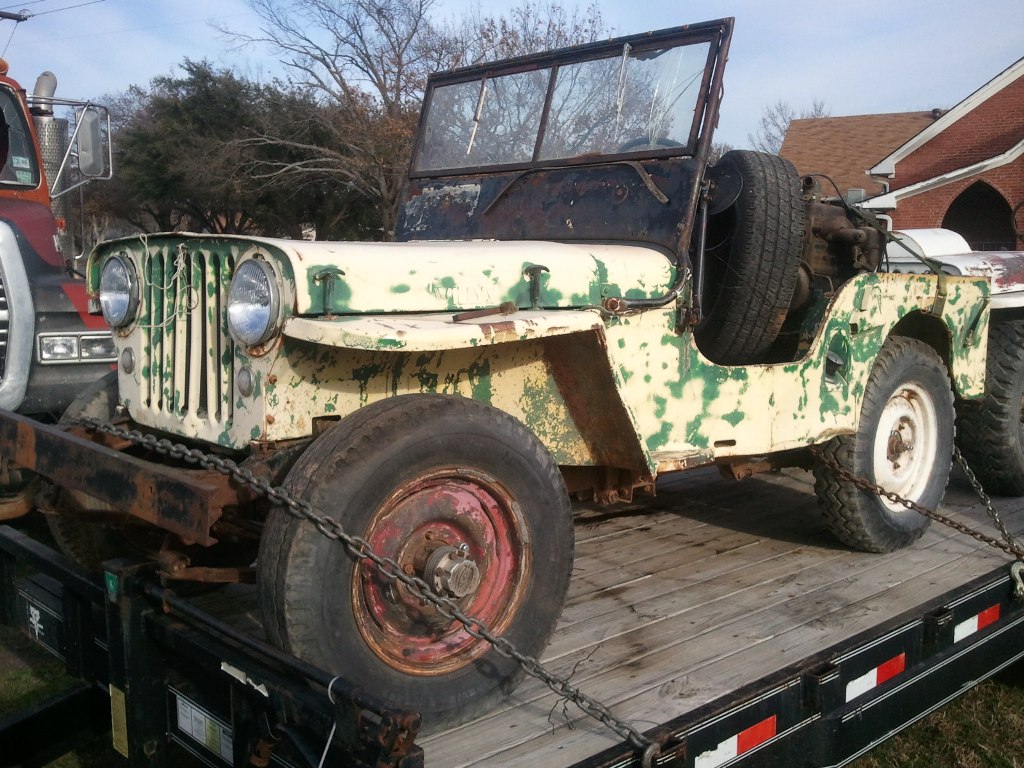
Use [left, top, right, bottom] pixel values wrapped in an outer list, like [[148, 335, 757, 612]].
[[886, 417, 915, 468], [423, 543, 482, 599]]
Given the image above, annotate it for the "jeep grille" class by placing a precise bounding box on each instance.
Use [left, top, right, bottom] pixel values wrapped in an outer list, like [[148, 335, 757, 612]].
[[138, 248, 234, 425]]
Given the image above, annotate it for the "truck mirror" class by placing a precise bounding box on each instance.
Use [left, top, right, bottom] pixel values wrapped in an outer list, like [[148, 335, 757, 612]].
[[77, 106, 104, 177]]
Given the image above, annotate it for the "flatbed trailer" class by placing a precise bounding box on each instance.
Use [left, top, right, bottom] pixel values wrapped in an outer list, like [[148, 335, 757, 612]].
[[2, 465, 1024, 768]]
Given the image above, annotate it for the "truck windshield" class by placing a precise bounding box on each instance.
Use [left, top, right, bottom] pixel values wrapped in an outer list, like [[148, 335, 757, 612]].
[[0, 87, 40, 189], [415, 39, 713, 174]]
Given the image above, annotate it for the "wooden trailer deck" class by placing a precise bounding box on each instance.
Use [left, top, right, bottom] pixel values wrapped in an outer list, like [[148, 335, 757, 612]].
[[415, 466, 1024, 767]]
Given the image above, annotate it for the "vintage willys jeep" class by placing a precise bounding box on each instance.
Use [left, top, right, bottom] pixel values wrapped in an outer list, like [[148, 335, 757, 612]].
[[2, 18, 1016, 728]]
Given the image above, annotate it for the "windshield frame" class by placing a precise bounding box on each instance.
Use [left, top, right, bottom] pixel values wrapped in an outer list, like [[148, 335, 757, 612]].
[[0, 82, 41, 190], [409, 19, 729, 179]]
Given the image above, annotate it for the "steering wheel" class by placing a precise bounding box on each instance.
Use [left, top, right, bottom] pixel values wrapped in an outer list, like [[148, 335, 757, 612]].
[[616, 136, 683, 153]]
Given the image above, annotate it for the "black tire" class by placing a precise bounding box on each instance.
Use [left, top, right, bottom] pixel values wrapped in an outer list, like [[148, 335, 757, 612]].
[[695, 150, 805, 364], [956, 320, 1024, 494], [258, 395, 574, 730], [813, 337, 954, 552], [617, 136, 683, 152]]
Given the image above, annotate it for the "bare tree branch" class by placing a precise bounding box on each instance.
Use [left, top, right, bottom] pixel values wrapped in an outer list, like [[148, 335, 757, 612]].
[[747, 98, 829, 154]]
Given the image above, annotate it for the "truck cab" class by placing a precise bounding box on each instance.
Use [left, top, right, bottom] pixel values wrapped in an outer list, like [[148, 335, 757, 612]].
[[0, 58, 115, 420]]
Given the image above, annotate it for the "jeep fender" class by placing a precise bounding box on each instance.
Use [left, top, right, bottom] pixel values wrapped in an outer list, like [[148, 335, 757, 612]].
[[280, 311, 653, 500]]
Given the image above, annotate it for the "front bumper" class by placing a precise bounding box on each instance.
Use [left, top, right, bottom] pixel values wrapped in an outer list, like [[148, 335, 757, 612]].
[[0, 410, 235, 545]]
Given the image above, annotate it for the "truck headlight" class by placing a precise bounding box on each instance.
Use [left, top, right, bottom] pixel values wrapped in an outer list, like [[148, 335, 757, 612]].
[[227, 259, 281, 347], [98, 254, 139, 328]]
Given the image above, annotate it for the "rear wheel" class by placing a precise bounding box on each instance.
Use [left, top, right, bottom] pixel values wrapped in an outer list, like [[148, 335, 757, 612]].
[[814, 337, 954, 552], [956, 320, 1024, 494], [258, 395, 573, 730]]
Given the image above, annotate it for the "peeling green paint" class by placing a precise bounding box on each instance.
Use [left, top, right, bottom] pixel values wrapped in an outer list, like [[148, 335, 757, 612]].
[[90, 233, 990, 480]]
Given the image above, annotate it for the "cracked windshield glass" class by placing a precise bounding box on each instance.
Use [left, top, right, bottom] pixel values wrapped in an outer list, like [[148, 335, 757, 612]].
[[416, 40, 712, 172]]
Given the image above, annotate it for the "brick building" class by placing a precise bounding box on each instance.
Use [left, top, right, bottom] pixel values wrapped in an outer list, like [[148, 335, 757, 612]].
[[780, 56, 1024, 250]]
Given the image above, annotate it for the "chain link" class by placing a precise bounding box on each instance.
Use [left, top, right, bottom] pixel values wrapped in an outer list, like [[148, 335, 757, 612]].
[[951, 447, 1024, 559], [69, 416, 658, 759], [809, 444, 1024, 562]]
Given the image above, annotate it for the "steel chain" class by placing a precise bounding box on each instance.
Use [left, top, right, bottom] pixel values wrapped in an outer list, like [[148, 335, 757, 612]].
[[69, 416, 658, 760], [809, 444, 1024, 562], [951, 447, 1024, 559]]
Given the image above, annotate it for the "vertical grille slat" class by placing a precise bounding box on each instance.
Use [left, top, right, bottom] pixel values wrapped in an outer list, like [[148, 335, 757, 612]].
[[0, 272, 8, 379], [162, 252, 174, 412], [187, 255, 203, 415], [217, 254, 233, 420], [138, 245, 234, 427]]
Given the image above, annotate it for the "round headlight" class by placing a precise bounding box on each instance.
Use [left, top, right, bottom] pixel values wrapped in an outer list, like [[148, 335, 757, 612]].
[[227, 259, 281, 347], [98, 254, 139, 328]]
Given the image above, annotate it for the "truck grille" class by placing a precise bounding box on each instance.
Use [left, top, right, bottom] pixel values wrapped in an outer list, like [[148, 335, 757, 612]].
[[139, 248, 235, 425]]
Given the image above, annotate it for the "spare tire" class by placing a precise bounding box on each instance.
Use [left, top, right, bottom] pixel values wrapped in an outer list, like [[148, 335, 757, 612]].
[[695, 150, 805, 364]]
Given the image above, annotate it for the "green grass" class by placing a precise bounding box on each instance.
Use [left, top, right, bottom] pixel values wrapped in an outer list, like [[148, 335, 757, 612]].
[[0, 624, 72, 711], [852, 665, 1024, 768], [0, 622, 115, 767]]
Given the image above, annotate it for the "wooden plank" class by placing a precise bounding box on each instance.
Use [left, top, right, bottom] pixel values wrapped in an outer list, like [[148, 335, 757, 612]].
[[420, 473, 1024, 766], [426, 521, 993, 766]]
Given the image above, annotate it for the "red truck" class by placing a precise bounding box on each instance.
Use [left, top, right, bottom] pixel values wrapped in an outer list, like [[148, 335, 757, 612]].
[[0, 57, 114, 518]]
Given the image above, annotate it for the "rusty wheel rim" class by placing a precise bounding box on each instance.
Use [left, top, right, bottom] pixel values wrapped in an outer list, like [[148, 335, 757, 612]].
[[353, 468, 531, 675]]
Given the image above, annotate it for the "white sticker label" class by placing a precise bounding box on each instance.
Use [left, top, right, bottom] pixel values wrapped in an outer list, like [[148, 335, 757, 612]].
[[174, 692, 233, 763]]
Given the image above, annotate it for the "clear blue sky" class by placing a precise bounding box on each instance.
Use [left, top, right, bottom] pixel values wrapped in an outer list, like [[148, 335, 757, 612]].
[[2, 0, 1021, 148]]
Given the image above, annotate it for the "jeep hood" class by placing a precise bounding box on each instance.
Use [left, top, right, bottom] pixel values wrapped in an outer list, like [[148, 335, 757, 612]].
[[88, 234, 677, 351], [263, 238, 676, 315], [270, 238, 678, 351]]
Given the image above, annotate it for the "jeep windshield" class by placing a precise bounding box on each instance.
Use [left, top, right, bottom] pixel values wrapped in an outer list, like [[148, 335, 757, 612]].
[[412, 23, 726, 176]]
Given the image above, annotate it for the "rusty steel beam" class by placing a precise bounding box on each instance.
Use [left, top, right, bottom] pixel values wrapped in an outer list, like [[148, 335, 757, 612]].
[[0, 410, 230, 545]]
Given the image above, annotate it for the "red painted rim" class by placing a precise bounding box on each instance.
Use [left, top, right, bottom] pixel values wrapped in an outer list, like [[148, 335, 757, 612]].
[[353, 468, 531, 675]]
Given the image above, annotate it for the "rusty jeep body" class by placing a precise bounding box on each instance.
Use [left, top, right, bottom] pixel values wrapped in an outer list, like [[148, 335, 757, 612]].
[[3, 17, 1022, 730]]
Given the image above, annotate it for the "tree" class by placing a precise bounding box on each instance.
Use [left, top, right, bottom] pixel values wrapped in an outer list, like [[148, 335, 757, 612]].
[[748, 98, 829, 154], [709, 142, 733, 165], [438, 2, 607, 66], [225, 0, 441, 238], [227, 0, 611, 239], [94, 60, 371, 239]]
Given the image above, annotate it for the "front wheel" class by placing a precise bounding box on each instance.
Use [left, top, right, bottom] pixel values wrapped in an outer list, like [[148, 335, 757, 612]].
[[814, 337, 954, 552], [258, 395, 574, 730]]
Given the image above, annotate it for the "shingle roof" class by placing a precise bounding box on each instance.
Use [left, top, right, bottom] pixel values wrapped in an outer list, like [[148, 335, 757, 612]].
[[780, 112, 937, 198], [869, 56, 1024, 176]]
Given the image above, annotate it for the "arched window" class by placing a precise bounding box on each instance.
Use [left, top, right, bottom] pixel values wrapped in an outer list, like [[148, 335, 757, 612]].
[[941, 181, 1015, 250]]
